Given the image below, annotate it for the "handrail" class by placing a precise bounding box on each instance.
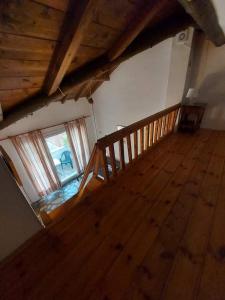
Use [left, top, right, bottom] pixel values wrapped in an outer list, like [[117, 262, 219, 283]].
[[78, 103, 181, 193], [97, 103, 181, 148]]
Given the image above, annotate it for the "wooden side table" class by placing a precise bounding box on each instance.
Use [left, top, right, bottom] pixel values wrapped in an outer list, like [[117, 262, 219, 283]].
[[178, 103, 207, 133]]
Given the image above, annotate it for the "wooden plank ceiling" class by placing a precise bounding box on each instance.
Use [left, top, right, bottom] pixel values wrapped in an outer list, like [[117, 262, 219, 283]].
[[0, 0, 182, 111], [0, 0, 224, 126]]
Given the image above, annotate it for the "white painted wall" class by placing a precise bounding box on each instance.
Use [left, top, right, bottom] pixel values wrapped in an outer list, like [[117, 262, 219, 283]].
[[212, 0, 225, 34], [93, 39, 173, 138], [187, 34, 225, 130], [0, 156, 42, 261], [0, 99, 96, 202], [93, 36, 191, 139], [165, 30, 193, 107]]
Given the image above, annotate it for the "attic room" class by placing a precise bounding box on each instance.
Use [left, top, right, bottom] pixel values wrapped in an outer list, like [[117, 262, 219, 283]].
[[1, 0, 225, 299]]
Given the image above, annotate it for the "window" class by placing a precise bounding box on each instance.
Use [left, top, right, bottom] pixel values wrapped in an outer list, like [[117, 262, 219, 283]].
[[45, 130, 77, 185], [12, 117, 89, 198]]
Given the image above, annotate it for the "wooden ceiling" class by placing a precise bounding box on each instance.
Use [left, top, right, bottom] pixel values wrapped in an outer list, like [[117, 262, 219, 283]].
[[0, 0, 224, 129]]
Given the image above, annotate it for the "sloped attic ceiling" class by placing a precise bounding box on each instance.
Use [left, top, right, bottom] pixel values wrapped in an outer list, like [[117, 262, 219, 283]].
[[0, 0, 224, 129]]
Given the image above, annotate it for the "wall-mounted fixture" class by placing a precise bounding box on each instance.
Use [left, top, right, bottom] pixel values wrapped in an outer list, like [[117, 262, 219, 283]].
[[176, 28, 193, 46], [185, 88, 199, 104]]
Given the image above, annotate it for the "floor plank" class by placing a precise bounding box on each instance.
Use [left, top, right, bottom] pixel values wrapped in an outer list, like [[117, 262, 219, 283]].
[[1, 130, 225, 300], [196, 131, 225, 300], [161, 131, 225, 300], [59, 135, 194, 300], [88, 130, 206, 300], [122, 130, 213, 300]]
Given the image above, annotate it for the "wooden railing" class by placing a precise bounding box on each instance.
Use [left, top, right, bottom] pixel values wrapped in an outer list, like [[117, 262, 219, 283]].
[[78, 103, 181, 193]]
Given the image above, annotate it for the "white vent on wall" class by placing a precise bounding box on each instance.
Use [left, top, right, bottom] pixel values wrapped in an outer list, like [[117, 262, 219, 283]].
[[0, 104, 3, 121], [176, 29, 191, 45]]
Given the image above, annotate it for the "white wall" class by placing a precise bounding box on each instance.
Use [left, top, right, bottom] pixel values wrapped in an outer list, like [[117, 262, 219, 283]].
[[165, 30, 193, 107], [187, 33, 225, 130], [0, 157, 42, 261], [0, 99, 96, 202], [212, 0, 225, 34], [93, 36, 191, 139], [93, 39, 173, 138]]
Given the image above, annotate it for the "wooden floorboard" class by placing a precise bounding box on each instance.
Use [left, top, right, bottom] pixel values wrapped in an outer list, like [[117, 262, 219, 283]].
[[161, 131, 224, 300], [1, 129, 225, 300]]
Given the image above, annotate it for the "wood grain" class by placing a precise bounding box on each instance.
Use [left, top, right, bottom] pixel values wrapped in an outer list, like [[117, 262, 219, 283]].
[[33, 0, 69, 12], [1, 130, 225, 300], [0, 59, 49, 77], [0, 32, 56, 61], [0, 0, 64, 40], [108, 0, 170, 60], [0, 77, 44, 90], [0, 88, 40, 111], [44, 0, 97, 95]]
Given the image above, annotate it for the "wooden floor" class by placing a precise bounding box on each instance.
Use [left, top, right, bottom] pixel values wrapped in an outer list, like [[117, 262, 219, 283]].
[[1, 129, 225, 300]]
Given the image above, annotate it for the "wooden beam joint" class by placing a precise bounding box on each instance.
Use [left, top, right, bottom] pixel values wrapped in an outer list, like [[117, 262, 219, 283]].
[[44, 0, 97, 95]]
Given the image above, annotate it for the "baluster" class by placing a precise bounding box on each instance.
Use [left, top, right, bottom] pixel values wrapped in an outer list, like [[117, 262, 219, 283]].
[[171, 110, 176, 131], [140, 127, 144, 153], [161, 117, 164, 137], [157, 117, 163, 140], [93, 149, 100, 177], [119, 139, 125, 170], [150, 123, 154, 146], [145, 124, 150, 150], [162, 115, 167, 137], [172, 108, 179, 131], [169, 111, 175, 131], [166, 113, 170, 133], [168, 111, 172, 132], [101, 148, 109, 182], [154, 120, 158, 143], [78, 144, 97, 192], [109, 144, 117, 178], [134, 131, 138, 159], [126, 135, 132, 164]]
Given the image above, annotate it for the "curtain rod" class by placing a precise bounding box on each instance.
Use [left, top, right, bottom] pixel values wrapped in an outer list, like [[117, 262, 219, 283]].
[[0, 115, 90, 143]]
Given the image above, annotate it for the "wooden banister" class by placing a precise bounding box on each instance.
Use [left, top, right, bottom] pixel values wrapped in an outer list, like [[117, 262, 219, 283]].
[[78, 103, 181, 194], [96, 103, 180, 148], [78, 144, 97, 193]]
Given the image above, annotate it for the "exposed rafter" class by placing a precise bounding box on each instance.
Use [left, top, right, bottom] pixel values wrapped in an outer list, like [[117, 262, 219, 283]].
[[44, 0, 97, 95], [60, 14, 194, 96], [0, 14, 194, 130], [177, 0, 225, 46], [2, 0, 224, 131], [108, 0, 170, 61]]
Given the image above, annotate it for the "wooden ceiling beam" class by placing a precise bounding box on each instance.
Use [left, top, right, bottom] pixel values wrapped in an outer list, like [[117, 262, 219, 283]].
[[0, 14, 193, 130], [72, 71, 112, 101], [177, 0, 225, 46], [44, 0, 97, 95], [60, 14, 193, 95], [108, 0, 170, 61]]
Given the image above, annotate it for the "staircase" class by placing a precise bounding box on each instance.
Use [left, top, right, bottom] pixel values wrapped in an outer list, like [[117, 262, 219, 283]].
[[79, 103, 181, 191], [42, 103, 181, 225]]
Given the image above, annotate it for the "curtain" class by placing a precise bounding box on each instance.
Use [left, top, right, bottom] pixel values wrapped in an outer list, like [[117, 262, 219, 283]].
[[11, 130, 60, 197], [65, 118, 90, 173]]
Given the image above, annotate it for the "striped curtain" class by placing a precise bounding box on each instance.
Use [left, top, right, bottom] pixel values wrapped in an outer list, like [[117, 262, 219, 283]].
[[11, 131, 60, 197], [65, 118, 90, 173]]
